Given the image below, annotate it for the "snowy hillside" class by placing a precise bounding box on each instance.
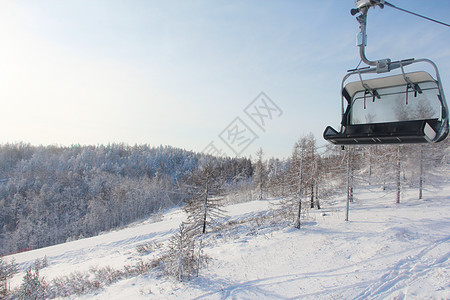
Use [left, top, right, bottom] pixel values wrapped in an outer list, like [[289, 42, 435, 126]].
[[8, 184, 450, 299]]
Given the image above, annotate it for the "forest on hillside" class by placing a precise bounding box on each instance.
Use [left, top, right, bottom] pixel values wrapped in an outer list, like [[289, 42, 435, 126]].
[[0, 143, 252, 255], [0, 137, 448, 255]]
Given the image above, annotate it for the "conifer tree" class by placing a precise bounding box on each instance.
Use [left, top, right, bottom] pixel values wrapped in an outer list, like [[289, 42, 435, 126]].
[[253, 148, 267, 200], [184, 159, 225, 234], [163, 223, 198, 281], [0, 256, 17, 298], [18, 262, 47, 299]]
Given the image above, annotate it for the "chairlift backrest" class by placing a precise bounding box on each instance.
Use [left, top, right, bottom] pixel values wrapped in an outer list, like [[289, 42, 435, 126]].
[[344, 71, 434, 100], [345, 71, 442, 126]]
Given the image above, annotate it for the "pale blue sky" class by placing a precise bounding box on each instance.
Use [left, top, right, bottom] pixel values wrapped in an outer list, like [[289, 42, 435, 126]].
[[1, 0, 449, 158]]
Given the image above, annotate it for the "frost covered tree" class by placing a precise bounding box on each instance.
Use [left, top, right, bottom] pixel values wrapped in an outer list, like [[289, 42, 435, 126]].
[[290, 140, 306, 228], [266, 157, 285, 197], [0, 143, 253, 255], [18, 262, 47, 299], [320, 144, 347, 197], [296, 134, 320, 209], [253, 148, 267, 200], [0, 256, 17, 298], [367, 145, 405, 203], [184, 159, 225, 234], [163, 223, 198, 281], [278, 134, 320, 228], [402, 139, 449, 200]]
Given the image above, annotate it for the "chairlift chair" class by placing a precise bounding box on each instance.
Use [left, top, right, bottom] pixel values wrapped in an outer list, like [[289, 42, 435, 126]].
[[323, 0, 449, 145]]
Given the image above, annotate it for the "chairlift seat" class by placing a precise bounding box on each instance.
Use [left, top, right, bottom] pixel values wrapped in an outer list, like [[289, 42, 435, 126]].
[[324, 70, 448, 145], [324, 119, 439, 144]]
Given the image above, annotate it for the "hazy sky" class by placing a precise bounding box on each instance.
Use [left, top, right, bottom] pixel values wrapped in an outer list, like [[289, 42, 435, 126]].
[[1, 0, 449, 158]]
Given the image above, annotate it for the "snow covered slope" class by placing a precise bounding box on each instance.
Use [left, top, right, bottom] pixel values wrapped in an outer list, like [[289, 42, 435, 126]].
[[9, 185, 450, 299]]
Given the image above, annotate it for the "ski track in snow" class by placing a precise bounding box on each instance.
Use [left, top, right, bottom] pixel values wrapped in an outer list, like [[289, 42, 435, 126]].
[[355, 235, 450, 300]]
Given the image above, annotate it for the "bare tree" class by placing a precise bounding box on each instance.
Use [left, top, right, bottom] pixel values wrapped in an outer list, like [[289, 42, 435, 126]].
[[279, 134, 319, 228], [301, 134, 319, 209], [281, 140, 307, 229]]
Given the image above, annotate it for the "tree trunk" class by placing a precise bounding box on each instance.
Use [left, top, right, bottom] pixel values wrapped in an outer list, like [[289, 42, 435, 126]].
[[350, 186, 353, 203], [295, 198, 302, 229], [315, 183, 320, 210], [196, 237, 203, 277], [295, 157, 303, 229], [346, 146, 352, 221], [419, 146, 424, 200], [202, 181, 209, 234], [178, 232, 184, 281], [369, 147, 372, 185], [202, 195, 207, 234], [259, 182, 263, 200], [396, 145, 401, 204]]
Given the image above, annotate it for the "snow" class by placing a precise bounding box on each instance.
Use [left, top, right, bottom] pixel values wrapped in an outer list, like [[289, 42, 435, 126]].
[[8, 185, 450, 299]]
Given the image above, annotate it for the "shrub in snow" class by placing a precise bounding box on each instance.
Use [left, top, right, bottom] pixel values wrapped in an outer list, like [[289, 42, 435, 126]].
[[161, 223, 200, 281], [123, 260, 151, 277], [135, 242, 157, 256], [0, 256, 18, 298], [17, 263, 47, 300], [90, 266, 123, 286], [49, 271, 101, 297], [33, 256, 48, 270], [48, 260, 157, 298]]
